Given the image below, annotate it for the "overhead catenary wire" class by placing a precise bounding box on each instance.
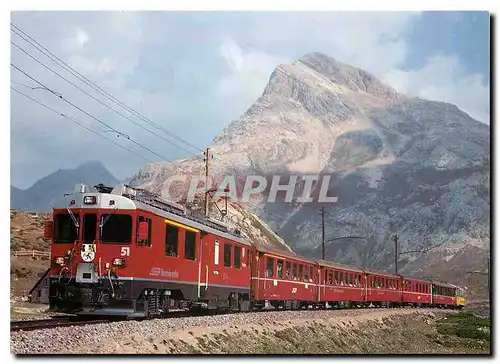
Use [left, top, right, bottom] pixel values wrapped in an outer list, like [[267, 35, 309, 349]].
[[10, 40, 202, 159], [11, 62, 174, 163], [11, 86, 155, 164], [11, 23, 204, 155]]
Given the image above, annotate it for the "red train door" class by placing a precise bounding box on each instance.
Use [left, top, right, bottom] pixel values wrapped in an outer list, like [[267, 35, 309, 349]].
[[250, 251, 262, 301]]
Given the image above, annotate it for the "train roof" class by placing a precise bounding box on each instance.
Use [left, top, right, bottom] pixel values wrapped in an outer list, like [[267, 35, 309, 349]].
[[253, 243, 316, 264], [316, 260, 364, 273], [431, 280, 457, 288], [363, 268, 401, 279], [53, 183, 253, 246], [400, 276, 432, 284]]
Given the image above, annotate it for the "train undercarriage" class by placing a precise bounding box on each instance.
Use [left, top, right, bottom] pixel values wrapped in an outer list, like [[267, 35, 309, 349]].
[[49, 278, 251, 318]]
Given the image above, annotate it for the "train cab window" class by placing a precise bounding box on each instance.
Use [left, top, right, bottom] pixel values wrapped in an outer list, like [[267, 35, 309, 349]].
[[298, 265, 303, 280], [184, 231, 196, 261], [165, 225, 179, 256], [328, 271, 333, 285], [54, 213, 79, 243], [304, 266, 309, 281], [267, 258, 274, 277], [224, 243, 232, 267], [83, 214, 97, 243], [292, 263, 297, 280], [286, 261, 291, 279], [277, 260, 284, 278], [234, 246, 241, 269], [101, 214, 132, 244]]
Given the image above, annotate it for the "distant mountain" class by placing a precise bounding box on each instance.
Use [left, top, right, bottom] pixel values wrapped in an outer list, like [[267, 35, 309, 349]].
[[10, 161, 118, 212]]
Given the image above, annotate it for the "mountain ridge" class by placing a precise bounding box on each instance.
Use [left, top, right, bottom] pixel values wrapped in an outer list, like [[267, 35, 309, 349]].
[[11, 161, 119, 212]]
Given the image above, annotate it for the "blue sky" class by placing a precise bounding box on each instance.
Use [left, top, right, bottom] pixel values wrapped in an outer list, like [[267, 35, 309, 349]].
[[10, 11, 490, 189]]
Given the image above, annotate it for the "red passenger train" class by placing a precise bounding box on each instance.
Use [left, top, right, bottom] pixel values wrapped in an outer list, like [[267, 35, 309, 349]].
[[45, 183, 466, 317]]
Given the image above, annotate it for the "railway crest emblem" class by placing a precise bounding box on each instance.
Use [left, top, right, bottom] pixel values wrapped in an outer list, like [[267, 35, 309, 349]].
[[81, 243, 96, 262]]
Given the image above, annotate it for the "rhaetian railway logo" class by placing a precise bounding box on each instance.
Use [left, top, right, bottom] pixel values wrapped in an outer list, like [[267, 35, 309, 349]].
[[161, 174, 339, 205]]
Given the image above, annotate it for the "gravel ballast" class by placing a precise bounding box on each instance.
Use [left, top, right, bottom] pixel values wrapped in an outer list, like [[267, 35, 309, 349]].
[[11, 308, 450, 354]]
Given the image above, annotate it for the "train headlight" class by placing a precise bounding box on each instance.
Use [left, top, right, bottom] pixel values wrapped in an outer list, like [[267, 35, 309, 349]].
[[54, 257, 65, 265], [112, 258, 125, 267], [83, 196, 97, 204]]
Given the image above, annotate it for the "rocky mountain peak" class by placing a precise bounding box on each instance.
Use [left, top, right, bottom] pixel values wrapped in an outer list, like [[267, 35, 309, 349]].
[[262, 52, 405, 102]]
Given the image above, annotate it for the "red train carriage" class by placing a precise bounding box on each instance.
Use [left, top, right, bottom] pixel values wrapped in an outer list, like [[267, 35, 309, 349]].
[[364, 269, 402, 307], [431, 281, 457, 308], [250, 244, 316, 310], [401, 278, 432, 307], [317, 260, 364, 308], [46, 183, 251, 317]]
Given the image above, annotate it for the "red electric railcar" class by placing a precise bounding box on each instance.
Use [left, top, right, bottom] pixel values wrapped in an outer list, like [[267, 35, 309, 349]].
[[48, 183, 252, 316]]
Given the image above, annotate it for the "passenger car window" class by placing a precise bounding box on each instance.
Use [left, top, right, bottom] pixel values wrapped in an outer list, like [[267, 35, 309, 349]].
[[285, 261, 291, 279], [277, 260, 284, 278], [267, 258, 274, 277], [224, 243, 232, 267], [165, 224, 178, 256], [292, 263, 297, 279], [234, 245, 241, 269], [184, 231, 196, 260], [298, 265, 303, 280]]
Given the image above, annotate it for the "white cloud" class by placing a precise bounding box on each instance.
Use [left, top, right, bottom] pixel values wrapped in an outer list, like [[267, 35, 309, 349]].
[[63, 27, 90, 51], [217, 38, 288, 117], [383, 54, 490, 123]]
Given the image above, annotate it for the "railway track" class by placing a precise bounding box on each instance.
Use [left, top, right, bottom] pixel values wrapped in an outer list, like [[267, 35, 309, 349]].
[[10, 316, 117, 332], [10, 309, 207, 332]]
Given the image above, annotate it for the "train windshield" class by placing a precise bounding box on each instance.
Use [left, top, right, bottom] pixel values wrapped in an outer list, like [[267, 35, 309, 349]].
[[54, 213, 79, 243], [100, 214, 132, 244]]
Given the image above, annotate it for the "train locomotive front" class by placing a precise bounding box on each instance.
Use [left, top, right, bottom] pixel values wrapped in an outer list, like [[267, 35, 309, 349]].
[[46, 183, 148, 317]]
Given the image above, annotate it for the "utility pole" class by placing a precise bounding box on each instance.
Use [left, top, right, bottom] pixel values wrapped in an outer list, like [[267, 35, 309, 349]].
[[321, 207, 325, 260], [203, 148, 211, 216], [393, 234, 399, 275]]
